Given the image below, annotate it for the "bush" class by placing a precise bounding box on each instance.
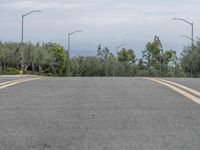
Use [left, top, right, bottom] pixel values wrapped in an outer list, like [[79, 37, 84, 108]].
[[23, 70, 53, 76], [0, 68, 20, 75], [136, 69, 150, 77]]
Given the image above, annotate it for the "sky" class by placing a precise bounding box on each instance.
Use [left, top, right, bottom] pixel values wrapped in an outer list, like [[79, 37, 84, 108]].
[[0, 0, 200, 57]]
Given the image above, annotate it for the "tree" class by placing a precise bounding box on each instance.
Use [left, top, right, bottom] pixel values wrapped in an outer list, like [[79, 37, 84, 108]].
[[70, 56, 105, 76], [97, 44, 110, 58], [118, 48, 137, 63], [50, 44, 67, 76], [143, 36, 162, 71], [181, 41, 200, 77], [143, 36, 177, 76], [0, 40, 188, 77], [117, 48, 137, 76]]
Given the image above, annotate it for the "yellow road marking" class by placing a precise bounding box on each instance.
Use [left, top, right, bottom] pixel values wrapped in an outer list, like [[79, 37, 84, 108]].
[[0, 78, 31, 86], [145, 78, 200, 105], [0, 78, 40, 90], [155, 78, 200, 98]]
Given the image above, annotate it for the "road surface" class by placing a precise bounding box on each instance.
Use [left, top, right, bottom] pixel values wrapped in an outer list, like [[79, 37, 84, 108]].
[[0, 77, 199, 150]]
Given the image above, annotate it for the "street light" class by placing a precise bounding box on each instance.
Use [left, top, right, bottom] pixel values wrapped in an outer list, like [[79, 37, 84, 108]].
[[116, 44, 126, 56], [67, 30, 83, 54], [67, 30, 82, 76], [180, 35, 193, 41], [21, 10, 42, 73], [173, 18, 194, 77], [172, 18, 194, 47], [22, 10, 42, 43], [115, 43, 126, 77]]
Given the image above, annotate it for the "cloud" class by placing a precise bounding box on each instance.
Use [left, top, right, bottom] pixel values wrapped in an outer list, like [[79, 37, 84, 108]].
[[2, 0, 199, 21], [1, 0, 200, 56], [2, 0, 98, 10]]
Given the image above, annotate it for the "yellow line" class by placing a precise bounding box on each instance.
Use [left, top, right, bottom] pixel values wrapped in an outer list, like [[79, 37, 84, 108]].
[[0, 78, 31, 86], [155, 78, 200, 98], [145, 78, 200, 105], [0, 78, 41, 90]]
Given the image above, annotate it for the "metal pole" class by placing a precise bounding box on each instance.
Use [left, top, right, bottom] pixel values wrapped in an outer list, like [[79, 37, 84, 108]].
[[191, 23, 194, 77], [20, 10, 42, 74], [21, 16, 24, 43], [21, 10, 42, 43], [68, 34, 70, 53], [21, 16, 24, 73], [115, 47, 119, 77], [191, 23, 194, 47], [172, 18, 194, 77], [67, 30, 82, 54], [67, 30, 82, 76], [67, 34, 71, 76], [180, 35, 192, 41], [172, 18, 194, 47]]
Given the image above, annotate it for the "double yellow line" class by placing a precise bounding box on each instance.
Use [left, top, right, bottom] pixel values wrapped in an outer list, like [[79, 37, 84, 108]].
[[0, 77, 40, 90], [146, 78, 200, 105]]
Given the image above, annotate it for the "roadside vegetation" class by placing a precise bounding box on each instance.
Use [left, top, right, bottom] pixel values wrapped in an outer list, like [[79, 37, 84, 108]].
[[0, 36, 199, 77]]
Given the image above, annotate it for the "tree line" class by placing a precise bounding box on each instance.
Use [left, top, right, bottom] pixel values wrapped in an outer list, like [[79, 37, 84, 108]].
[[181, 39, 200, 77], [0, 42, 68, 76], [0, 36, 199, 77]]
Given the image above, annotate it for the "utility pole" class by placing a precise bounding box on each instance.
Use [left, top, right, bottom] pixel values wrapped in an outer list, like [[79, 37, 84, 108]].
[[173, 18, 194, 77], [21, 10, 42, 74], [67, 30, 82, 76], [173, 18, 194, 47]]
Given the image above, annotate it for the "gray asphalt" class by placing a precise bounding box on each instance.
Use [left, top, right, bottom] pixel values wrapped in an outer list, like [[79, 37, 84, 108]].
[[0, 76, 23, 83], [0, 75, 35, 83], [164, 78, 200, 91], [0, 77, 199, 150]]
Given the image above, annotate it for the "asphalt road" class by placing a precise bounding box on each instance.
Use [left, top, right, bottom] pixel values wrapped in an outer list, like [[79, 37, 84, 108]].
[[0, 75, 35, 83], [0, 77, 199, 150], [165, 78, 200, 91]]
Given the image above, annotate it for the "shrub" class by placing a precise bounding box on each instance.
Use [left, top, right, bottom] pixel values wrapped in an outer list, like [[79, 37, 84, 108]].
[[0, 68, 20, 75]]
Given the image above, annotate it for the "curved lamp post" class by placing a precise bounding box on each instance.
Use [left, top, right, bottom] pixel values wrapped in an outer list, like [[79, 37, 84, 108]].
[[67, 30, 83, 76], [116, 44, 126, 57], [173, 18, 194, 47], [173, 18, 194, 77], [67, 30, 83, 54], [22, 10, 42, 43], [180, 35, 193, 41], [21, 10, 42, 73]]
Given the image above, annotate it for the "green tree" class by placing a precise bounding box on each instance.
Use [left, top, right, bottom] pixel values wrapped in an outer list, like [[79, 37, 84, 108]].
[[97, 44, 110, 58], [50, 44, 67, 76], [181, 41, 200, 77], [117, 48, 137, 76], [143, 36, 162, 71], [118, 48, 137, 63], [143, 36, 177, 76]]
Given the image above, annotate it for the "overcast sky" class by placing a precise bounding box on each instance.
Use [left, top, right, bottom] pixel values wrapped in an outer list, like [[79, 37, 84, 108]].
[[1, 0, 200, 57]]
